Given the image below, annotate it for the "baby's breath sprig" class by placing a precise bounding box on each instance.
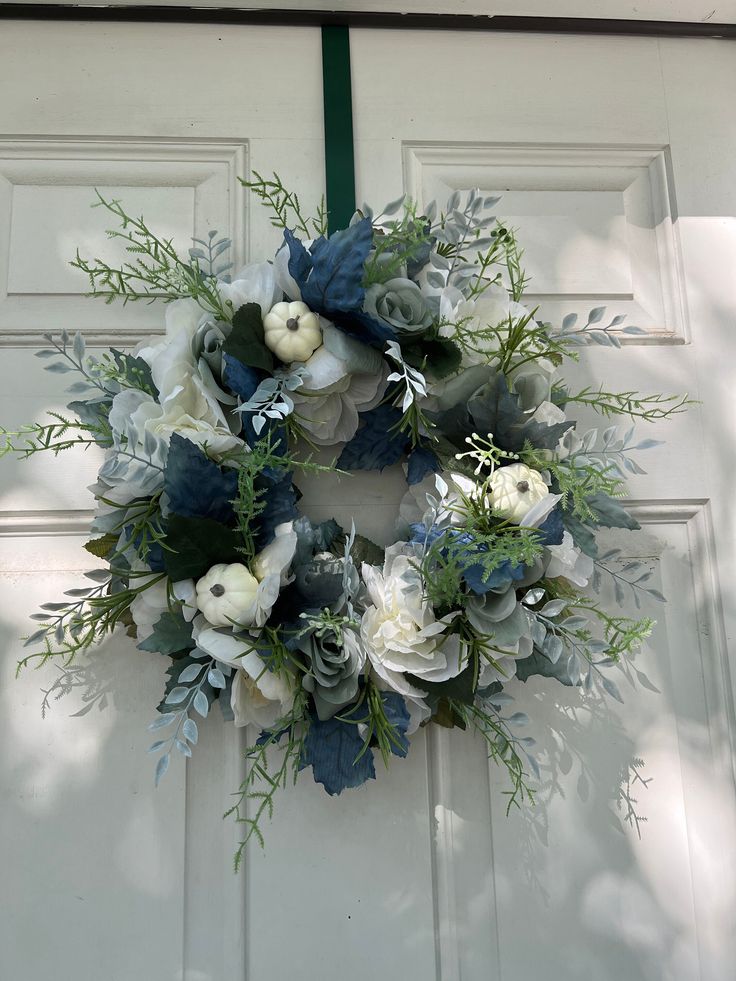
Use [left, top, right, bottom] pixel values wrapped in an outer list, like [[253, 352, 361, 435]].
[[452, 431, 519, 477]]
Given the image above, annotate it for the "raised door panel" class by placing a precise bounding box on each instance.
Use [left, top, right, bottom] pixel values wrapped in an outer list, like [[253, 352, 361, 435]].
[[0, 20, 324, 981], [350, 28, 736, 981]]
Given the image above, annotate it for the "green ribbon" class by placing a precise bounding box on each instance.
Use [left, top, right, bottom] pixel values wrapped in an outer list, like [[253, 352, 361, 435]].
[[321, 25, 356, 234]]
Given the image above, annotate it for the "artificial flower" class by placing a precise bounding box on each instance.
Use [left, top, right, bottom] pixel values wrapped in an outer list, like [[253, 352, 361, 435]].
[[360, 544, 465, 696]]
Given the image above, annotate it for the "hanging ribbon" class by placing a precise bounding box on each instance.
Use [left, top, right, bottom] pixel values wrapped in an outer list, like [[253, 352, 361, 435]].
[[321, 25, 356, 234]]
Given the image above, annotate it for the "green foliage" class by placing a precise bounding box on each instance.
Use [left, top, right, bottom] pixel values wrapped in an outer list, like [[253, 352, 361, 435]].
[[227, 690, 310, 861], [97, 348, 158, 396], [362, 199, 432, 286], [520, 440, 625, 521], [335, 680, 405, 767], [241, 171, 328, 237], [137, 611, 195, 657], [163, 515, 243, 581], [221, 302, 274, 372], [224, 434, 343, 563], [17, 570, 166, 673], [559, 386, 695, 422], [71, 191, 232, 321], [450, 698, 535, 812], [0, 415, 107, 459], [420, 524, 543, 611]]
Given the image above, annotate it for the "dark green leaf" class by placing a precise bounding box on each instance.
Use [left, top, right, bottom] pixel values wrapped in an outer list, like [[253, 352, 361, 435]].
[[163, 514, 243, 581], [222, 302, 274, 372]]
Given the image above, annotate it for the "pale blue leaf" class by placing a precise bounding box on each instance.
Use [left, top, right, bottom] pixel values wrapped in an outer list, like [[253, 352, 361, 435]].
[[154, 752, 170, 786], [207, 667, 226, 689], [182, 718, 199, 744], [193, 690, 209, 717]]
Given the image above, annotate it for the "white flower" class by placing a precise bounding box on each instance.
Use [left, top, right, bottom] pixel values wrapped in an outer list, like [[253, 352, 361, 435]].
[[530, 399, 567, 428], [109, 369, 242, 460], [251, 521, 298, 588], [193, 620, 295, 729], [290, 341, 387, 444], [130, 577, 197, 641], [489, 463, 549, 524], [434, 284, 534, 368], [217, 261, 280, 318], [360, 544, 465, 696], [135, 299, 203, 399], [546, 530, 594, 587]]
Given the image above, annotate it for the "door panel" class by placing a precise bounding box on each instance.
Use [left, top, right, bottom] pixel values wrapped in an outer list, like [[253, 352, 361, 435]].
[[345, 29, 736, 981], [0, 19, 324, 981]]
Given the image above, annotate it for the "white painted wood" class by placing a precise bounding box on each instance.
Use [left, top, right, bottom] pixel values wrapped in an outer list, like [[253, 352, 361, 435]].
[[0, 19, 325, 981], [1, 19, 735, 981], [349, 28, 736, 980]]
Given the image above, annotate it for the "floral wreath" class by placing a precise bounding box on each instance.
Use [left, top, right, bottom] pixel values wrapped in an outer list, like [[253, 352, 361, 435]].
[[3, 175, 688, 860]]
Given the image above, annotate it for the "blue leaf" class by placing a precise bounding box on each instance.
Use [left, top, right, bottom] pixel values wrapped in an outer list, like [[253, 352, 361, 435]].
[[462, 555, 525, 594], [302, 714, 376, 795], [379, 692, 410, 758], [222, 352, 261, 401], [407, 446, 440, 485], [536, 506, 565, 546], [284, 229, 313, 286], [254, 469, 299, 548], [329, 308, 397, 347], [337, 404, 407, 471], [284, 221, 397, 349], [164, 434, 238, 524], [301, 218, 373, 313]]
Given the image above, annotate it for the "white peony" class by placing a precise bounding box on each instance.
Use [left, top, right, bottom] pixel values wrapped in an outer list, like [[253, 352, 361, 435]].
[[108, 370, 242, 460], [217, 261, 280, 318], [360, 544, 465, 698], [193, 620, 295, 729], [290, 343, 387, 445], [546, 530, 594, 587]]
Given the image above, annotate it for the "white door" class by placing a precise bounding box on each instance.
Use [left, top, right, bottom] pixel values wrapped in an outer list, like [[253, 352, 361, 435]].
[[346, 28, 736, 981], [0, 18, 325, 981], [1, 18, 735, 981]]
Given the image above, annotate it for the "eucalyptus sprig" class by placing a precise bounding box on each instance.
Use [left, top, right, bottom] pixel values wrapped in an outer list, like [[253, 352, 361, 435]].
[[17, 570, 166, 673]]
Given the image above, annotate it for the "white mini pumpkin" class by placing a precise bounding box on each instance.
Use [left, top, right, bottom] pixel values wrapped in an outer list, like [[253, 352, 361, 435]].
[[488, 463, 549, 524], [263, 300, 322, 363], [195, 562, 259, 627]]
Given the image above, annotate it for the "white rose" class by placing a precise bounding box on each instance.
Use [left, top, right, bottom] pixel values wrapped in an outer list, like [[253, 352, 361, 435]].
[[360, 544, 465, 697], [217, 261, 280, 318], [109, 369, 242, 460], [136, 299, 204, 399]]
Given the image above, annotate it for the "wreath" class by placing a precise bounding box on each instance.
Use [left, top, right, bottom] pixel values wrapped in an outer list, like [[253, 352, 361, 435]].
[[3, 176, 688, 859]]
